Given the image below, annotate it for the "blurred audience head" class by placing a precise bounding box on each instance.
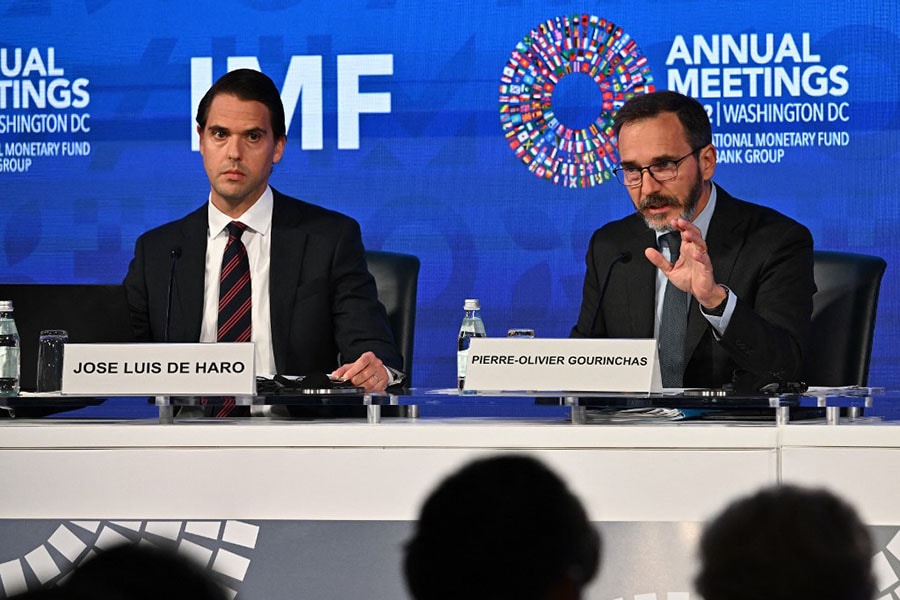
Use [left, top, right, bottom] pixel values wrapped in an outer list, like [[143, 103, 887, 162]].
[[403, 454, 601, 600], [696, 484, 876, 600], [60, 542, 227, 600]]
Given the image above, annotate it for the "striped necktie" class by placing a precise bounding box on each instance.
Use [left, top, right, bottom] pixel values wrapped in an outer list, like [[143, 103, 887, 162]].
[[218, 221, 252, 343], [214, 221, 251, 418]]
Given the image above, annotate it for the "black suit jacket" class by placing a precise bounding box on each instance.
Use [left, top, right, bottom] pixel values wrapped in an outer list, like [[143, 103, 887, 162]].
[[571, 185, 815, 391], [123, 189, 402, 376]]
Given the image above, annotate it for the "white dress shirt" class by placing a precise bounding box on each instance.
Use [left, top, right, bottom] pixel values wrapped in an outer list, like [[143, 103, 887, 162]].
[[199, 187, 277, 377]]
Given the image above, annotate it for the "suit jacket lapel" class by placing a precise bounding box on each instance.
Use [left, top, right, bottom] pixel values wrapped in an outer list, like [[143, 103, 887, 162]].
[[174, 205, 208, 342], [269, 191, 309, 373], [623, 218, 657, 338]]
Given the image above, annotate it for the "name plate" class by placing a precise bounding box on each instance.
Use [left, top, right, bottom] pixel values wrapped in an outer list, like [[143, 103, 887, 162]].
[[61, 343, 256, 396], [463, 338, 662, 393]]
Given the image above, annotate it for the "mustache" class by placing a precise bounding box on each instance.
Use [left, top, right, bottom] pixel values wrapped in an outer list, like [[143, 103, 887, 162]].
[[639, 194, 681, 211]]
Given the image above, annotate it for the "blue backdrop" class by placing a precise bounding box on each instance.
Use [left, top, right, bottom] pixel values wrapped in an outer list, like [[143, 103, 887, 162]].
[[1, 0, 897, 390]]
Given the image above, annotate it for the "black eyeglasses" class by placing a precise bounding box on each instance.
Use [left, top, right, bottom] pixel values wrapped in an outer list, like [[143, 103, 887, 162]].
[[613, 148, 701, 187]]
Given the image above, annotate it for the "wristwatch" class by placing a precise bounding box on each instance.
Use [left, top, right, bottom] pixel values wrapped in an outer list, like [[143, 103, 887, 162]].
[[701, 286, 729, 317]]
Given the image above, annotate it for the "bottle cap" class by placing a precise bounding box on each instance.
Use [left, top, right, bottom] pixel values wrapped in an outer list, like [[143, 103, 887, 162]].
[[0, 300, 12, 312], [463, 298, 480, 310]]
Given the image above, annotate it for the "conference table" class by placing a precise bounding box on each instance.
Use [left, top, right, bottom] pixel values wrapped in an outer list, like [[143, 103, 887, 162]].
[[1, 388, 900, 600]]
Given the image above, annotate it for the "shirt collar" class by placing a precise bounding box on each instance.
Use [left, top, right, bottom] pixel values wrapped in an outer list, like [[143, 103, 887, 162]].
[[207, 186, 274, 238]]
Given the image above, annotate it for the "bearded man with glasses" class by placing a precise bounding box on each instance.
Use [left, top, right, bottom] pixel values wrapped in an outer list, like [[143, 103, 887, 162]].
[[571, 90, 815, 393]]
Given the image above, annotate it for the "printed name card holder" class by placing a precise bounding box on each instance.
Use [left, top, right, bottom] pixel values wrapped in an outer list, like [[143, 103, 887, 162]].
[[61, 343, 256, 399], [462, 337, 662, 394]]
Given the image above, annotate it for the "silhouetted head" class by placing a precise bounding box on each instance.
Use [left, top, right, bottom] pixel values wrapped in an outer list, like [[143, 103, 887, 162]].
[[62, 542, 228, 600], [404, 454, 601, 600], [696, 484, 875, 600]]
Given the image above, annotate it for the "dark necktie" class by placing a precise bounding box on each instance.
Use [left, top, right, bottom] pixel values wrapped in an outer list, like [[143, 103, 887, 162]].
[[218, 221, 252, 343], [214, 221, 251, 417], [658, 231, 688, 388]]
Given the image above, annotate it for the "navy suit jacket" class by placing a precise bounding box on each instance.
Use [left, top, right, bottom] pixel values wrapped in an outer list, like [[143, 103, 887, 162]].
[[123, 189, 402, 376], [571, 185, 815, 391]]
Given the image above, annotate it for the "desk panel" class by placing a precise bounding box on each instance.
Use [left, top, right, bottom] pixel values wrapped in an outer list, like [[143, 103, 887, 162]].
[[781, 422, 900, 525], [5, 418, 900, 600], [1, 419, 778, 522]]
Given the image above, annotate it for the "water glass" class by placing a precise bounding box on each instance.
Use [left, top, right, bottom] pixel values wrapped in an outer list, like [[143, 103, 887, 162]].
[[36, 329, 68, 393]]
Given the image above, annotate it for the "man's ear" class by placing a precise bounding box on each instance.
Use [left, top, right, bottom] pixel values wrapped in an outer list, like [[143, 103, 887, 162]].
[[196, 124, 204, 156], [699, 143, 717, 181], [273, 135, 286, 164]]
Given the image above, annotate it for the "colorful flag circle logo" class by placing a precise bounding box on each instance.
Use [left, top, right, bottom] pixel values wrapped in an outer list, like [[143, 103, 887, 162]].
[[499, 15, 655, 188]]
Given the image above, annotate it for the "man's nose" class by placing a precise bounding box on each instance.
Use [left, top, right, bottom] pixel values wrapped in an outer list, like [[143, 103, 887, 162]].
[[225, 137, 241, 160]]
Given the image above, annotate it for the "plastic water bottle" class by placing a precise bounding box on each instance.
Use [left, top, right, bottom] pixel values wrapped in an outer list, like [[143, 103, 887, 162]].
[[0, 300, 20, 396], [457, 298, 486, 390]]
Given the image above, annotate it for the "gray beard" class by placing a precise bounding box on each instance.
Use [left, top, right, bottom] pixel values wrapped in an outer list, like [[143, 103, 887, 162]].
[[639, 174, 703, 232]]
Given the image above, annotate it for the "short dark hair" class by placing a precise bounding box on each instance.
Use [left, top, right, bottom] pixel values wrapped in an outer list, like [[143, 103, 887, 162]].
[[696, 484, 876, 600], [613, 90, 712, 151], [196, 68, 286, 140], [403, 454, 601, 600]]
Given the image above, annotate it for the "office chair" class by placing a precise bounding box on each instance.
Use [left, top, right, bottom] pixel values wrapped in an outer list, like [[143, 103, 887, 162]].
[[274, 251, 419, 421], [366, 250, 421, 385], [803, 250, 886, 386]]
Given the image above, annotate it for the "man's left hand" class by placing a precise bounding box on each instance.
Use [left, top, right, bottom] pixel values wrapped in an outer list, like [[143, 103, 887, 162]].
[[332, 351, 389, 392]]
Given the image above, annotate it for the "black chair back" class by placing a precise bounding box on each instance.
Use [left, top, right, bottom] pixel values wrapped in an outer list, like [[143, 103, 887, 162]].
[[804, 251, 886, 386], [366, 250, 421, 385]]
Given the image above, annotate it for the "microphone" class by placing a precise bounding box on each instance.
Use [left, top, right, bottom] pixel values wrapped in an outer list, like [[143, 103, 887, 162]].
[[165, 247, 182, 343], [588, 251, 632, 335]]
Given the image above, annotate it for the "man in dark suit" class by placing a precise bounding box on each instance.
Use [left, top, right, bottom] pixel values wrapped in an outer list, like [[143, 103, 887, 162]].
[[123, 68, 401, 393], [571, 91, 815, 392]]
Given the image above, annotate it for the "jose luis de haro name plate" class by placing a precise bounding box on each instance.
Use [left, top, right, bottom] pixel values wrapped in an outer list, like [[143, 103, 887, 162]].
[[61, 343, 255, 396]]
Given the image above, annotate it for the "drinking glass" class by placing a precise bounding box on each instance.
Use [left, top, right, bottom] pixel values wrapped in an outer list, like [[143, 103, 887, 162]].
[[36, 329, 68, 393], [506, 328, 535, 338]]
